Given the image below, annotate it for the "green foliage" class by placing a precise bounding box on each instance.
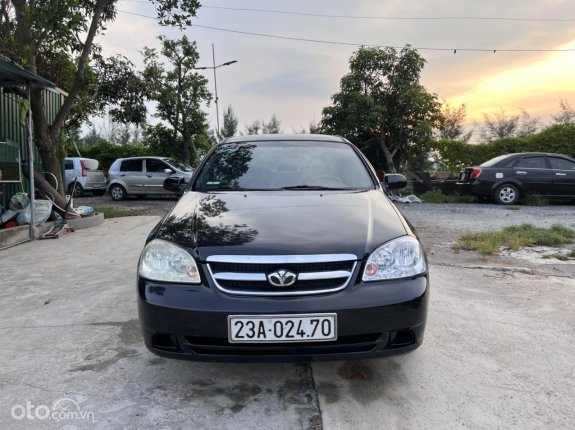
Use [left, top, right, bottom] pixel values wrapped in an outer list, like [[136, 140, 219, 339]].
[[95, 206, 148, 218], [419, 190, 478, 204], [437, 103, 473, 142], [142, 35, 211, 164], [431, 124, 575, 174], [245, 115, 282, 135], [522, 195, 549, 207], [77, 140, 151, 171], [456, 224, 575, 255], [220, 105, 239, 139], [320, 46, 442, 173], [2, 0, 201, 195]]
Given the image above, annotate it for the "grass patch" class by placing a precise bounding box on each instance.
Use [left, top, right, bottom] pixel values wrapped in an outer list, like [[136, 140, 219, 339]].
[[456, 224, 575, 256], [522, 194, 549, 206], [420, 190, 478, 204], [94, 206, 147, 219], [505, 206, 521, 211]]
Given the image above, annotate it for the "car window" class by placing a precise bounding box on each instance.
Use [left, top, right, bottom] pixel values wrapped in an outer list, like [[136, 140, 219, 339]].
[[64, 160, 74, 170], [194, 141, 375, 191], [82, 159, 102, 171], [146, 159, 170, 173], [480, 154, 513, 167], [120, 159, 143, 172], [548, 157, 575, 170], [515, 157, 547, 169], [165, 158, 194, 172]]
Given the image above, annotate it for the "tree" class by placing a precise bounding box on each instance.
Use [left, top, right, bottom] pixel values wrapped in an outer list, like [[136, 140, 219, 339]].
[[2, 0, 200, 194], [142, 35, 211, 164], [244, 115, 281, 135], [245, 120, 262, 135], [320, 46, 442, 172], [220, 105, 239, 139], [262, 114, 281, 134], [553, 99, 575, 125], [480, 109, 539, 141], [437, 102, 473, 142]]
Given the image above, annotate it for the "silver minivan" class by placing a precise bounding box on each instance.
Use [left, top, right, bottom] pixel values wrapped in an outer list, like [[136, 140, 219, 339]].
[[106, 156, 194, 201], [64, 157, 107, 197]]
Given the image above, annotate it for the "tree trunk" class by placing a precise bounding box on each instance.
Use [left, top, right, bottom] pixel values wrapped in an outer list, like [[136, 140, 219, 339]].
[[376, 136, 397, 173], [28, 88, 65, 195]]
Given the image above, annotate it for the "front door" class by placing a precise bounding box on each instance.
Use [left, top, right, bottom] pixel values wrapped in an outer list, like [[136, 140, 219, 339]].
[[144, 158, 174, 194], [512, 156, 553, 195], [548, 156, 575, 197]]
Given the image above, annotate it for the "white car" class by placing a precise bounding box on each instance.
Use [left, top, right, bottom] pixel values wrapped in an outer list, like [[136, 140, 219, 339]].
[[64, 157, 107, 197]]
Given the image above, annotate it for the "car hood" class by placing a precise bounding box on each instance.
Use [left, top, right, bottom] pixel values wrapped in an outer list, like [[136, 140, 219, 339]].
[[154, 190, 409, 261]]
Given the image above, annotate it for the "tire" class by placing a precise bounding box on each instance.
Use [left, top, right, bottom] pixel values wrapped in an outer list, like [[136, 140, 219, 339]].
[[109, 184, 127, 201], [494, 184, 520, 205], [68, 182, 84, 198]]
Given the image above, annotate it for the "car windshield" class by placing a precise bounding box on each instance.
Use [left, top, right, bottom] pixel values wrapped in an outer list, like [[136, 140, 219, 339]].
[[165, 158, 194, 171], [193, 141, 375, 191]]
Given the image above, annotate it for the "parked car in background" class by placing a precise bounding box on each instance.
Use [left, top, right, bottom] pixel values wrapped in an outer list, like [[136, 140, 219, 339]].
[[107, 156, 194, 201], [64, 157, 107, 197], [457, 152, 575, 204], [138, 134, 428, 362]]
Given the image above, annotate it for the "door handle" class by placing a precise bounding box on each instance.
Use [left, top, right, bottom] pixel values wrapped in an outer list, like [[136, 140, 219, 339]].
[[146, 175, 152, 178], [120, 173, 125, 177], [516, 171, 527, 175], [555, 172, 566, 176]]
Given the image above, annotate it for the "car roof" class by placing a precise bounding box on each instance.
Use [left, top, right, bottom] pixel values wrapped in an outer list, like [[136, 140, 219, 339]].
[[504, 152, 571, 158], [115, 156, 170, 161], [222, 134, 348, 144]]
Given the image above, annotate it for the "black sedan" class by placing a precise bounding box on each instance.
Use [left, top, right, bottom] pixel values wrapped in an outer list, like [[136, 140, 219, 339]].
[[137, 134, 429, 362], [457, 152, 575, 204]]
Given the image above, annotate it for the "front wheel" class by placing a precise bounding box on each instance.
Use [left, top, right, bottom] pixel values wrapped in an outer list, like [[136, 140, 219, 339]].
[[109, 184, 127, 201], [494, 184, 519, 205]]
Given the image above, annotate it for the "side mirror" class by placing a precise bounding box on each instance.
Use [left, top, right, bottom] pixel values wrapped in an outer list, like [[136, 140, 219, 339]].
[[383, 173, 407, 190], [163, 176, 187, 194], [163, 168, 174, 174]]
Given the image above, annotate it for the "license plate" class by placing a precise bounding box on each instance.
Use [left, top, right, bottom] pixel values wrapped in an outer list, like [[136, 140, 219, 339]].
[[228, 314, 337, 343]]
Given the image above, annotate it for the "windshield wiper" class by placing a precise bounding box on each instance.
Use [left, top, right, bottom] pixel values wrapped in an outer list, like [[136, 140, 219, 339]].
[[281, 185, 349, 190], [200, 186, 246, 191]]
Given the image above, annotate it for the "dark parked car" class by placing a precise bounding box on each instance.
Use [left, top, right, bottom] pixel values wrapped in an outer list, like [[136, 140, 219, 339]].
[[138, 134, 428, 362], [457, 152, 575, 204]]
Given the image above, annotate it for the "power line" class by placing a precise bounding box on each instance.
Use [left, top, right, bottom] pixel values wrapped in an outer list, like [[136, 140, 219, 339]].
[[118, 1, 575, 22], [117, 10, 575, 53], [200, 5, 575, 23]]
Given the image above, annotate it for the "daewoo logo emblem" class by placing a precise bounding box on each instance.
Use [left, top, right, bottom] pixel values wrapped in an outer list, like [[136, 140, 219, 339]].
[[267, 270, 297, 287]]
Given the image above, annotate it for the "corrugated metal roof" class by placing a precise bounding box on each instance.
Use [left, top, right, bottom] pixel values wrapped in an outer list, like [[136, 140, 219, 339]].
[[0, 56, 55, 88]]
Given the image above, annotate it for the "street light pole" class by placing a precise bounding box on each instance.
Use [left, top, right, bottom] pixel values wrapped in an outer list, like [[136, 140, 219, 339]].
[[195, 44, 237, 139], [212, 43, 220, 136]]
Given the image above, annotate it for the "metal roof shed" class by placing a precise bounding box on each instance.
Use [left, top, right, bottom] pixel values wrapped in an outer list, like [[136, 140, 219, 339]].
[[0, 56, 56, 243]]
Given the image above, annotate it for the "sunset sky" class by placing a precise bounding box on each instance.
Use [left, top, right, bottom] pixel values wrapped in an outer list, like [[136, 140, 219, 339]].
[[99, 0, 575, 133]]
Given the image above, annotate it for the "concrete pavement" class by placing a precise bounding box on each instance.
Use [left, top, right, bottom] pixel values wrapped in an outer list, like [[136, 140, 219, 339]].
[[0, 215, 574, 429]]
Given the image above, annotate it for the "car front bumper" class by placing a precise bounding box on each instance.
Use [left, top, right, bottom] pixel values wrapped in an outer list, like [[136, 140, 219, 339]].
[[138, 269, 429, 362]]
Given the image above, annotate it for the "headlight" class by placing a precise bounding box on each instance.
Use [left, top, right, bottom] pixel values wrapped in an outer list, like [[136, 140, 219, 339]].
[[139, 239, 201, 283], [362, 236, 426, 281]]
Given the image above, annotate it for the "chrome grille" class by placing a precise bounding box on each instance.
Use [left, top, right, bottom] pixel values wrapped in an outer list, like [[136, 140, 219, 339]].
[[206, 254, 357, 296]]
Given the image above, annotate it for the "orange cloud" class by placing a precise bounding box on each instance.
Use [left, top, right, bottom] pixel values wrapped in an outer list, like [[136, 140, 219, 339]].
[[447, 39, 575, 121]]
